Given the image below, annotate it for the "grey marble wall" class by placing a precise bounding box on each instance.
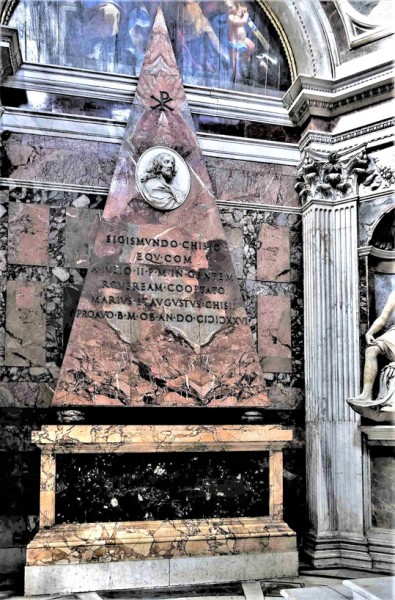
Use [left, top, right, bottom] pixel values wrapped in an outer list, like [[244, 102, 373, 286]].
[[3, 134, 118, 187]]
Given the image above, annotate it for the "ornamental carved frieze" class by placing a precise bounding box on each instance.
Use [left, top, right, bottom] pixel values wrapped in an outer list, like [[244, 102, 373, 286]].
[[295, 149, 394, 203]]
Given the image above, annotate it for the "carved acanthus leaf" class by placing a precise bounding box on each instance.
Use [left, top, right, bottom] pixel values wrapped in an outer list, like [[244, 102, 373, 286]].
[[295, 149, 392, 203]]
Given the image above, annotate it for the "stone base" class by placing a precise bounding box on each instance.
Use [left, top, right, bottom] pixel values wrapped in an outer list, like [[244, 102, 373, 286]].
[[25, 551, 299, 595], [367, 529, 395, 574], [25, 517, 297, 594], [27, 517, 296, 565], [303, 532, 372, 571]]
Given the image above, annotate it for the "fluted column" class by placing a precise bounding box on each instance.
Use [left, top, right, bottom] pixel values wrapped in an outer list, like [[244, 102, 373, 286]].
[[303, 196, 371, 568]]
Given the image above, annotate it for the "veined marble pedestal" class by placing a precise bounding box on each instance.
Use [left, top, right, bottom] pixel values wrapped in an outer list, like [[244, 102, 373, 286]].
[[25, 424, 298, 594]]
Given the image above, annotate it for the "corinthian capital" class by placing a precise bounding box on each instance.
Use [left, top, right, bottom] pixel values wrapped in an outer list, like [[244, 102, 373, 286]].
[[295, 148, 384, 203]]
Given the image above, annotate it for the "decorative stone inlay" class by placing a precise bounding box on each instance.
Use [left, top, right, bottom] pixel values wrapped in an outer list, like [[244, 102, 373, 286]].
[[31, 424, 291, 528], [55, 451, 270, 523], [5, 280, 46, 366], [8, 203, 49, 266], [64, 207, 101, 268], [258, 296, 292, 373], [257, 224, 291, 282]]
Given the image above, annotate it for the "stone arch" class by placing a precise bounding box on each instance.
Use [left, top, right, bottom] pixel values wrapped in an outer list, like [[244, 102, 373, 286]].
[[369, 205, 395, 250], [262, 0, 338, 78]]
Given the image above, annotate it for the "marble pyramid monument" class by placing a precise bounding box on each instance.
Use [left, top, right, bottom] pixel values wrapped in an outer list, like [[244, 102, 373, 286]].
[[51, 6, 269, 409]]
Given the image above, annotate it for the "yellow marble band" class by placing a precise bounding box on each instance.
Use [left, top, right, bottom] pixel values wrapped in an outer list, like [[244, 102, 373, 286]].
[[27, 517, 296, 566], [32, 424, 293, 452]]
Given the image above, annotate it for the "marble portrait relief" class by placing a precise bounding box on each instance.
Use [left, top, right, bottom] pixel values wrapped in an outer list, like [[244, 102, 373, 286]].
[[136, 147, 190, 211]]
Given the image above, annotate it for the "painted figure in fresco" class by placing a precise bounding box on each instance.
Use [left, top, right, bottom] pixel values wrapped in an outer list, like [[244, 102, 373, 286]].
[[80, 1, 122, 61], [140, 153, 185, 211], [126, 2, 152, 74], [226, 1, 255, 80], [180, 0, 228, 75], [351, 290, 395, 410]]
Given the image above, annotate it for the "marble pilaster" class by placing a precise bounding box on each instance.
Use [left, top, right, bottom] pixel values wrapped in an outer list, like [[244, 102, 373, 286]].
[[302, 196, 370, 568]]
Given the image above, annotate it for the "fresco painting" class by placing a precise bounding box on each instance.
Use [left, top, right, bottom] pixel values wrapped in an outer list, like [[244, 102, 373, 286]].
[[9, 0, 291, 95]]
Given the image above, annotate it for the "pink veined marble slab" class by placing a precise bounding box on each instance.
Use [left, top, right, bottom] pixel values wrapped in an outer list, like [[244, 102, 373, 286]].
[[52, 7, 269, 409]]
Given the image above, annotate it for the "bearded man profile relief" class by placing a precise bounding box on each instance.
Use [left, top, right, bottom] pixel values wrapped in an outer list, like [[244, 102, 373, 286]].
[[140, 152, 185, 210]]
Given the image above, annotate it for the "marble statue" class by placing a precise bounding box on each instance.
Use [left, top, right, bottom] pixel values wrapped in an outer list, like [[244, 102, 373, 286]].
[[348, 290, 395, 419], [137, 148, 190, 211]]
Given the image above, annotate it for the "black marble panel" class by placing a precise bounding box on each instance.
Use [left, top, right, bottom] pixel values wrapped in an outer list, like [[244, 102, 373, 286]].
[[56, 451, 269, 523], [371, 446, 395, 530]]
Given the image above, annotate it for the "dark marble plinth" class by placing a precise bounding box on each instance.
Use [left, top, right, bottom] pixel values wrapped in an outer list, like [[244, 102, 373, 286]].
[[56, 451, 269, 523]]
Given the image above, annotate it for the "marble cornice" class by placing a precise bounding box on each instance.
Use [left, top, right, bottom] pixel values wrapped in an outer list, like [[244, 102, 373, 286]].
[[1, 108, 300, 165], [1, 107, 126, 143], [283, 62, 394, 126], [301, 195, 359, 212], [354, 189, 395, 204], [0, 178, 109, 195], [197, 132, 299, 165], [218, 200, 301, 213], [299, 118, 395, 154], [2, 61, 293, 126], [360, 425, 395, 444]]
